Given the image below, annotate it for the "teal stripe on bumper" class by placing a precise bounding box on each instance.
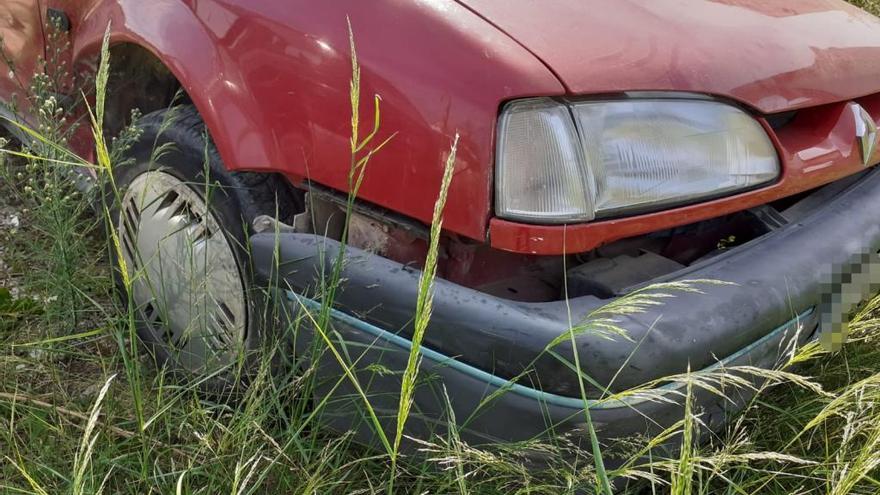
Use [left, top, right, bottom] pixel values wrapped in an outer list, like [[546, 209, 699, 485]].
[[286, 291, 813, 411]]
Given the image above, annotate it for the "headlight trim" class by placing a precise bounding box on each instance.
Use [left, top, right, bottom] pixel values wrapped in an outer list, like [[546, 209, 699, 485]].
[[495, 95, 781, 225]]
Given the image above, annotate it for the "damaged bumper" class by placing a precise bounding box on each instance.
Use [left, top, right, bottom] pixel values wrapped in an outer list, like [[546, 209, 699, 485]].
[[250, 167, 880, 444]]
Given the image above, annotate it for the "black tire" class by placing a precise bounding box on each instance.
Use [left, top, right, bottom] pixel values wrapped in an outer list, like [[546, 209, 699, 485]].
[[109, 105, 297, 391]]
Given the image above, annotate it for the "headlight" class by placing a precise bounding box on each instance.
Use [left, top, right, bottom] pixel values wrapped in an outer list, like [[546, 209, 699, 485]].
[[495, 97, 780, 224]]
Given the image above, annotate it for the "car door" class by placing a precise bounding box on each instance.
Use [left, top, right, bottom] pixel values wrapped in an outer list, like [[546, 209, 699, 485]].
[[0, 0, 45, 110]]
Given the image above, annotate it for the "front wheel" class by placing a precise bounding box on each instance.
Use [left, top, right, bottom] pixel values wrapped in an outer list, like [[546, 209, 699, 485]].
[[111, 105, 293, 387]]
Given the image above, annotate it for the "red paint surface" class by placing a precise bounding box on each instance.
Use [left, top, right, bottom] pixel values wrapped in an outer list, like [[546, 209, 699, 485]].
[[3, 1, 880, 254], [57, 0, 564, 243], [0, 1, 46, 105], [459, 0, 880, 114]]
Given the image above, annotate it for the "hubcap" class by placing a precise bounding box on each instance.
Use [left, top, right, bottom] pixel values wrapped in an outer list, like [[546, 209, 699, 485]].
[[118, 171, 247, 372]]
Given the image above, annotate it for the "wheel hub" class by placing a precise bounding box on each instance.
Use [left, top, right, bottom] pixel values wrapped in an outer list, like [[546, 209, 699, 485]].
[[118, 171, 247, 372]]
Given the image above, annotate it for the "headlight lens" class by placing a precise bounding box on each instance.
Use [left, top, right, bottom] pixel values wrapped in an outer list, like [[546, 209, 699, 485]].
[[496, 97, 780, 224]]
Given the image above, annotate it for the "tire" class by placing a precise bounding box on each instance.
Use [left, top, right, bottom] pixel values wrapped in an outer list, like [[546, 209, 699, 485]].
[[110, 105, 295, 390]]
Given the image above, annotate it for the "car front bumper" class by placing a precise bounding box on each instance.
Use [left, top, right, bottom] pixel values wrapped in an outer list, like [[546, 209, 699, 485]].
[[250, 167, 880, 446]]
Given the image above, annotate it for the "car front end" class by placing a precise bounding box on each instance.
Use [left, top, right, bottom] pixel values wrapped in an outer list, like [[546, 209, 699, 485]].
[[244, 0, 880, 449]]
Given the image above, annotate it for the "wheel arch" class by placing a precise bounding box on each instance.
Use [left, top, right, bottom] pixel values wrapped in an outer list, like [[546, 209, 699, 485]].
[[69, 0, 279, 174]]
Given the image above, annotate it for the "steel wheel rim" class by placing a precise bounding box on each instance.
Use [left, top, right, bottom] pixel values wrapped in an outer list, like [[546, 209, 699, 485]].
[[118, 170, 248, 373]]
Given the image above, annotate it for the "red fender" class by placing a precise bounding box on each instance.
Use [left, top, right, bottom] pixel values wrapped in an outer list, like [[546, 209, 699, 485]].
[[62, 0, 564, 241]]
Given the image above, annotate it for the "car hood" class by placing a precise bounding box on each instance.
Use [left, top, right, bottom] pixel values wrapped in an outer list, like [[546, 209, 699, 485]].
[[456, 0, 880, 114]]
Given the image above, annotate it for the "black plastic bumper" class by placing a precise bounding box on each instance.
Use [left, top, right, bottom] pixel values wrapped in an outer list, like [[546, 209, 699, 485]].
[[250, 167, 880, 443], [275, 296, 813, 446]]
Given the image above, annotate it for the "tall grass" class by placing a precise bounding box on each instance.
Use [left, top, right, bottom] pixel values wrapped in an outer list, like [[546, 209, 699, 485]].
[[389, 134, 459, 493], [287, 18, 398, 464], [1, 6, 880, 494]]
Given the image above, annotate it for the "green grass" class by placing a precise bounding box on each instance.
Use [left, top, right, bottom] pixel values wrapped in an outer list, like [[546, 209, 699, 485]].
[[2, 3, 880, 493], [851, 0, 880, 13]]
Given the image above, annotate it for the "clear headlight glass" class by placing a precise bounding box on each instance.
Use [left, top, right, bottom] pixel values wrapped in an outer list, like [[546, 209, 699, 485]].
[[495, 97, 779, 224], [495, 99, 595, 223]]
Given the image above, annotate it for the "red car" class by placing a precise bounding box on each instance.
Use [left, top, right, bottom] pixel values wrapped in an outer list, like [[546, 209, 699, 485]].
[[3, 0, 880, 446]]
